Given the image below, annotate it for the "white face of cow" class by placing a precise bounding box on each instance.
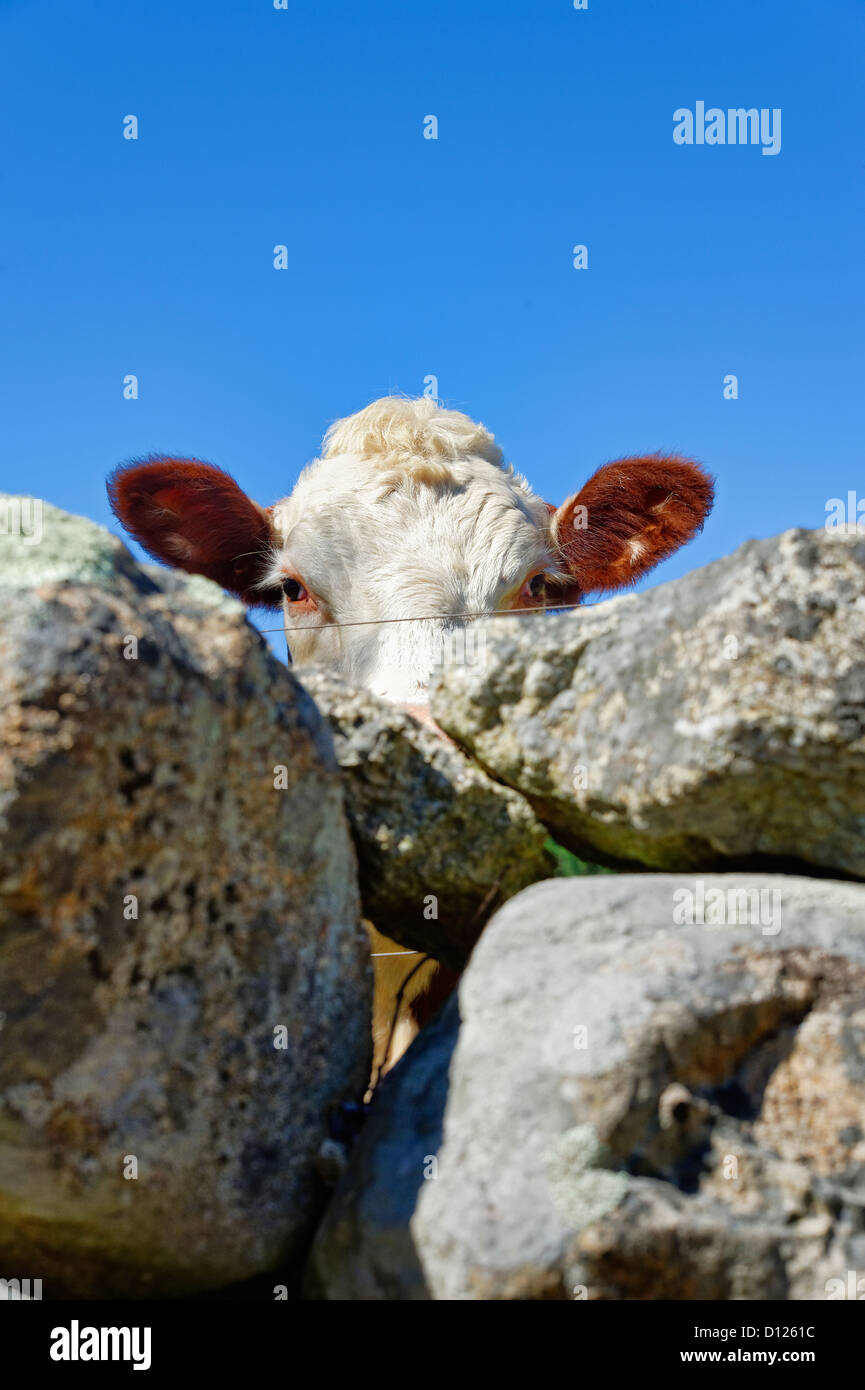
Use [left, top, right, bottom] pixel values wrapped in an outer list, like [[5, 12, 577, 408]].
[[108, 395, 714, 709], [263, 402, 554, 703]]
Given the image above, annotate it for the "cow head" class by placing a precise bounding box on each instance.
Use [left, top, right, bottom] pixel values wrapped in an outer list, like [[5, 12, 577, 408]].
[[108, 396, 713, 703]]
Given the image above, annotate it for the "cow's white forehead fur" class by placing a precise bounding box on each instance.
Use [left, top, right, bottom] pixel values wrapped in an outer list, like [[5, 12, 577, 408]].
[[264, 396, 556, 704]]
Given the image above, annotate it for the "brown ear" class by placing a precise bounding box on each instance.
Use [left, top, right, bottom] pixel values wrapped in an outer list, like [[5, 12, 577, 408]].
[[107, 456, 282, 607], [549, 454, 714, 598]]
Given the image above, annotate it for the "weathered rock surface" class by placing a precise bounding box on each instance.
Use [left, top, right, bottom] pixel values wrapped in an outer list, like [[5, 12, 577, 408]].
[[310, 873, 865, 1300], [0, 498, 370, 1296], [297, 667, 553, 969], [304, 994, 456, 1300], [431, 527, 865, 879]]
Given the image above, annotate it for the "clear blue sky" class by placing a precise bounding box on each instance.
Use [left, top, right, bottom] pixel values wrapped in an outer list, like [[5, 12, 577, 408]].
[[2, 0, 862, 644]]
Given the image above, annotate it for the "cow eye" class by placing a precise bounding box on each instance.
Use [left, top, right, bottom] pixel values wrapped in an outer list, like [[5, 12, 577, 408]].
[[282, 577, 308, 602], [513, 571, 549, 608]]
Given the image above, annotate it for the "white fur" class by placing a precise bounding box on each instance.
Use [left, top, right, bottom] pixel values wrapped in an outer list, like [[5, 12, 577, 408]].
[[264, 397, 557, 703]]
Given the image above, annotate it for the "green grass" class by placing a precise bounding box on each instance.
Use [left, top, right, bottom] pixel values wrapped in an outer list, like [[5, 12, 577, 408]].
[[545, 838, 615, 877]]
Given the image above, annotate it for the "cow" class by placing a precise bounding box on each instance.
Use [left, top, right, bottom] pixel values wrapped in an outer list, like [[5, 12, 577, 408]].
[[108, 395, 714, 1078]]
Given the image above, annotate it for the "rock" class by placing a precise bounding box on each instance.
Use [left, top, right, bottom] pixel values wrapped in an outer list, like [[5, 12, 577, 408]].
[[296, 667, 553, 969], [415, 874, 865, 1299], [304, 996, 456, 1299], [0, 498, 370, 1297], [311, 874, 865, 1300], [430, 527, 865, 879]]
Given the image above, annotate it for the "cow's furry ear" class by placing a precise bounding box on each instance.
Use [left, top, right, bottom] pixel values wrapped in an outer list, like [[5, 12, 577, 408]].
[[107, 456, 283, 607], [549, 454, 714, 597]]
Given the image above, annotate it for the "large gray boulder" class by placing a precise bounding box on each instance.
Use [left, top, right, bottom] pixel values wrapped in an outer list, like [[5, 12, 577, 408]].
[[430, 528, 865, 879], [297, 667, 553, 969], [0, 498, 370, 1296], [310, 873, 865, 1300]]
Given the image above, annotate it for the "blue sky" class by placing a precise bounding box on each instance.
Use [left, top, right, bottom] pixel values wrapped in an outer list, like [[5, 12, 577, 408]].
[[2, 0, 862, 647]]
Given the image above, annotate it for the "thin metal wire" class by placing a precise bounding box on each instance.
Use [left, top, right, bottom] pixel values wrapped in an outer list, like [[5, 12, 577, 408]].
[[258, 600, 595, 634]]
